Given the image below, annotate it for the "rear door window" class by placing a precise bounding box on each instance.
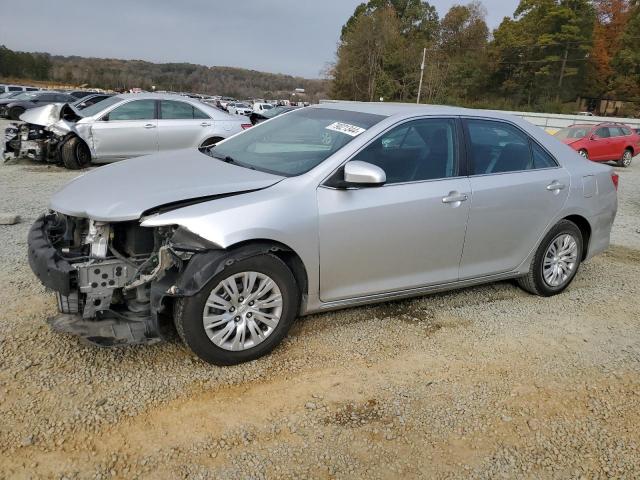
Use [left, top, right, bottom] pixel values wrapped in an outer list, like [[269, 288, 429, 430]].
[[465, 119, 532, 174], [608, 127, 624, 137]]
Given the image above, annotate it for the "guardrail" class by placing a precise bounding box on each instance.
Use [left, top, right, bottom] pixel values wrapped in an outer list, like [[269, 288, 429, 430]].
[[496, 110, 640, 134], [318, 99, 640, 134]]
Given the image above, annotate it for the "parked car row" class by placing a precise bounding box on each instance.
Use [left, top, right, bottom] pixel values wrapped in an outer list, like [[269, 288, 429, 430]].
[[554, 122, 640, 167], [4, 93, 251, 169], [0, 83, 40, 94]]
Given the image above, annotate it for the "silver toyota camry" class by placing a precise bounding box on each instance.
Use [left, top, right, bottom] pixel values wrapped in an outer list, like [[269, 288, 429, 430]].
[[27, 103, 618, 365], [6, 93, 250, 169]]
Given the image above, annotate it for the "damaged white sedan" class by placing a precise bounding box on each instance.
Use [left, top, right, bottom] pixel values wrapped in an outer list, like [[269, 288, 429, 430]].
[[28, 104, 617, 365], [4, 93, 250, 169]]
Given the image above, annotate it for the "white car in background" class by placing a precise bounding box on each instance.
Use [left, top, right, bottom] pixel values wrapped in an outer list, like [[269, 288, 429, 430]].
[[4, 93, 252, 169], [227, 102, 253, 116], [253, 102, 273, 114]]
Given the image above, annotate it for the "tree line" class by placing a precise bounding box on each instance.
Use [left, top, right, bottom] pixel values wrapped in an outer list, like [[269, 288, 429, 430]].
[[330, 0, 640, 115], [0, 46, 329, 101]]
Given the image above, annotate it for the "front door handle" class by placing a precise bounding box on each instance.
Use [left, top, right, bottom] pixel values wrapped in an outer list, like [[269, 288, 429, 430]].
[[200, 122, 212, 127], [144, 123, 156, 129], [442, 192, 468, 204], [546, 181, 566, 191]]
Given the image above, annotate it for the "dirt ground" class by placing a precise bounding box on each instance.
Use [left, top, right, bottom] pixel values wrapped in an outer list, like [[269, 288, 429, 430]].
[[1, 123, 639, 479]]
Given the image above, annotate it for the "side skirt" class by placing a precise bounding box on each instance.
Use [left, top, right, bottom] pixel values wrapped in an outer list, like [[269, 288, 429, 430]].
[[308, 271, 521, 314]]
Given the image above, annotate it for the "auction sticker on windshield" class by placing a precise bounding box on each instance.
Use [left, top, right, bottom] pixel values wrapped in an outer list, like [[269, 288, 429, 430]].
[[325, 122, 366, 137]]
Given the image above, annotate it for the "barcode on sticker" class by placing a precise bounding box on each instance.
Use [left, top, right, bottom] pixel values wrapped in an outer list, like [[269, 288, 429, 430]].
[[325, 122, 366, 137]]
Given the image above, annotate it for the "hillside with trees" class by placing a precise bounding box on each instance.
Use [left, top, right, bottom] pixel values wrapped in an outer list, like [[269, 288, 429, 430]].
[[330, 0, 640, 115], [0, 46, 329, 100]]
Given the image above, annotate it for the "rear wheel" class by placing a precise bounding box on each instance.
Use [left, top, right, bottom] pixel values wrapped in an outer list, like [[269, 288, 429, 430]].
[[517, 220, 583, 296], [61, 137, 92, 170], [618, 149, 633, 167], [8, 106, 25, 121], [199, 137, 224, 151], [578, 149, 589, 160], [174, 253, 299, 365]]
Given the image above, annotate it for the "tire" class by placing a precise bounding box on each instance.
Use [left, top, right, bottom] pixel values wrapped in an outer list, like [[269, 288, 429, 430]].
[[617, 149, 633, 168], [517, 220, 583, 297], [61, 137, 92, 170], [174, 253, 299, 365], [198, 137, 224, 151], [8, 106, 25, 121], [578, 149, 589, 160]]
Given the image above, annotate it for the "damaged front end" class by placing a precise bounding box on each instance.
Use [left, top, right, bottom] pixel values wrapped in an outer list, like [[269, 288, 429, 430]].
[[28, 212, 201, 346], [4, 104, 81, 163]]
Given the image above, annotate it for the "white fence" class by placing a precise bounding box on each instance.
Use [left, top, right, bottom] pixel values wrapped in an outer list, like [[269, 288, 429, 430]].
[[497, 110, 640, 134], [318, 99, 640, 133]]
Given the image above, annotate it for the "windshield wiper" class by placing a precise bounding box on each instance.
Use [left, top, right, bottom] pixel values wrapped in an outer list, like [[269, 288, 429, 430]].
[[208, 151, 236, 163], [208, 151, 256, 170]]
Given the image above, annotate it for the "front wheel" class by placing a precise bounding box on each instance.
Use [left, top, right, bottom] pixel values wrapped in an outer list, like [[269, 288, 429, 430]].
[[578, 149, 589, 160], [61, 137, 92, 169], [174, 253, 299, 365], [517, 220, 583, 296], [618, 149, 633, 167]]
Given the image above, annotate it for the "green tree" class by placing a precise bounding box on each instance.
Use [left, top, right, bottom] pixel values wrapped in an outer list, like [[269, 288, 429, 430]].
[[612, 0, 640, 100], [490, 0, 595, 107]]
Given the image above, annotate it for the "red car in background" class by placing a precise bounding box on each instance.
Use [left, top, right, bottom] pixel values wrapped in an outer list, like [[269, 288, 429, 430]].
[[555, 123, 640, 167]]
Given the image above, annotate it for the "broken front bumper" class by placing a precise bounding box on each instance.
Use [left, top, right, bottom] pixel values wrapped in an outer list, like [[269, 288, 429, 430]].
[[27, 215, 163, 347]]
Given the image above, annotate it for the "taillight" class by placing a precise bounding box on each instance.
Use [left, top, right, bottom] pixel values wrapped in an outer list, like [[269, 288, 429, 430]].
[[611, 172, 619, 190], [241, 124, 252, 130]]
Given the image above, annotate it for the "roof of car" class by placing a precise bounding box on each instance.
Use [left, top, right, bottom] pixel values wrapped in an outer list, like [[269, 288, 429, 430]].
[[114, 93, 206, 101], [312, 101, 518, 120]]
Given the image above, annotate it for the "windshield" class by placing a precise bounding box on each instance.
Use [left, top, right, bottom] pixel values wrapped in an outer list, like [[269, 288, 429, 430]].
[[262, 104, 273, 110], [207, 107, 385, 176], [555, 126, 591, 140], [78, 96, 122, 117]]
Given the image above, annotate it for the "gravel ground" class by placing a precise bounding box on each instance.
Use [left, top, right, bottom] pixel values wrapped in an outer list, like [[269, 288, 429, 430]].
[[1, 118, 639, 479]]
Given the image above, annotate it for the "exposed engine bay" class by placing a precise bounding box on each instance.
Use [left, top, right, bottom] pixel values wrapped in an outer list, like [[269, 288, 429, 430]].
[[4, 104, 81, 163], [29, 212, 199, 346]]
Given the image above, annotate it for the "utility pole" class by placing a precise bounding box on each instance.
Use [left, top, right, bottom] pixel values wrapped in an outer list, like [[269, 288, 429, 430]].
[[416, 47, 427, 104], [556, 45, 569, 103]]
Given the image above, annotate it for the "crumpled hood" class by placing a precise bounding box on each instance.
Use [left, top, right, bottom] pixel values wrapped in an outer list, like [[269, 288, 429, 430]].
[[19, 103, 64, 126], [50, 149, 283, 222]]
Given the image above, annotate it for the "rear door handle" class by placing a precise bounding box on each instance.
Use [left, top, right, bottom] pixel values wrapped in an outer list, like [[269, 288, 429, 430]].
[[442, 192, 468, 204], [144, 123, 156, 129], [546, 181, 566, 191]]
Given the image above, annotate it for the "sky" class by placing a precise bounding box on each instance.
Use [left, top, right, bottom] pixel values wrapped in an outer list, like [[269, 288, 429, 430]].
[[0, 0, 519, 78]]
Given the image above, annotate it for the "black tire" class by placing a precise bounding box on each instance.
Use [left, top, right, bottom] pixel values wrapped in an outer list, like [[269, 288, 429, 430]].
[[517, 220, 583, 296], [61, 137, 92, 170], [617, 148, 633, 168], [174, 253, 299, 365], [8, 106, 25, 121], [578, 149, 589, 160], [198, 137, 224, 151]]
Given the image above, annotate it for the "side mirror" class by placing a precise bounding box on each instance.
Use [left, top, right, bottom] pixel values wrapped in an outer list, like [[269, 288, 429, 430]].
[[102, 114, 109, 121], [343, 161, 386, 187], [590, 134, 598, 140]]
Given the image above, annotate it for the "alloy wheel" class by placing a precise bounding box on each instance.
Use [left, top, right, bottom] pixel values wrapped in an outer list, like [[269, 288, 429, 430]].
[[542, 234, 578, 287], [202, 271, 283, 351], [622, 150, 632, 167]]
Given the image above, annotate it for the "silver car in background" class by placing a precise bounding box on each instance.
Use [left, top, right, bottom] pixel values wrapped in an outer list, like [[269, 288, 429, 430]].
[[27, 103, 617, 365], [6, 93, 251, 169]]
